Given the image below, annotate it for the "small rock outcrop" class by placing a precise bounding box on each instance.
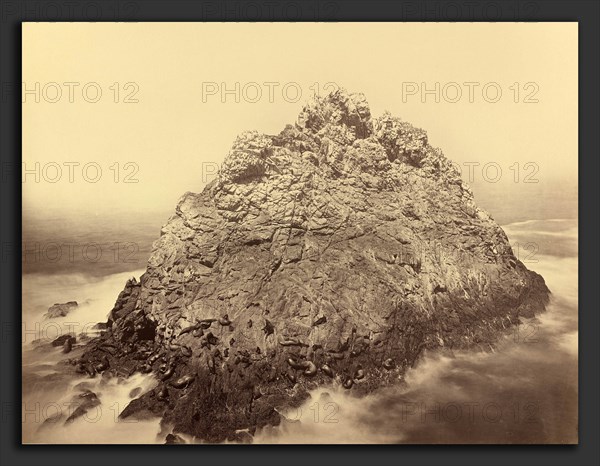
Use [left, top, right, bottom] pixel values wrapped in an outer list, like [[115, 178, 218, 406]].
[[45, 301, 78, 319], [81, 89, 549, 442]]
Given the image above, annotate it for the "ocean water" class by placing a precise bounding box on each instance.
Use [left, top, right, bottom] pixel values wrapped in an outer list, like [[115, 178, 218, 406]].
[[22, 212, 165, 444], [21, 201, 578, 444]]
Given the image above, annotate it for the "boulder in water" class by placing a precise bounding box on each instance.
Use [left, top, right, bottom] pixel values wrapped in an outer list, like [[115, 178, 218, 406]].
[[45, 301, 78, 319], [51, 334, 75, 348]]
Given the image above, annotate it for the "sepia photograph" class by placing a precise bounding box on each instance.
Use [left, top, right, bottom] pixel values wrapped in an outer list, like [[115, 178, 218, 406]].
[[21, 22, 578, 445]]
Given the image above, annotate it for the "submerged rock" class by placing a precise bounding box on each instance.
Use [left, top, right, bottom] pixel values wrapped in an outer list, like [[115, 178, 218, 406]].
[[64, 390, 100, 424], [81, 89, 549, 442]]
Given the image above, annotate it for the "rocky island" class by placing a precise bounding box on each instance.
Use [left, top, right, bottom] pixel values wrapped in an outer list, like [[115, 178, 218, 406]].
[[79, 89, 549, 442]]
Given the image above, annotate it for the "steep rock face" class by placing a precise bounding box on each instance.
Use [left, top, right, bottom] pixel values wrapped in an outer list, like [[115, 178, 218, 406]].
[[82, 90, 549, 442]]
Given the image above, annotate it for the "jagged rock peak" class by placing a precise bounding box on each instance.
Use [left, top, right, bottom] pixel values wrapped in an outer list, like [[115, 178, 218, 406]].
[[218, 88, 457, 188], [296, 89, 372, 138]]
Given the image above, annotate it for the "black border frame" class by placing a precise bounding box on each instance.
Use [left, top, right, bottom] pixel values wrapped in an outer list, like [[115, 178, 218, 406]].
[[1, 1, 598, 465]]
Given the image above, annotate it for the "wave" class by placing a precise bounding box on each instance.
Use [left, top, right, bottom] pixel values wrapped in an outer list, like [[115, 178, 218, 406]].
[[22, 269, 146, 349], [502, 218, 577, 228], [23, 371, 161, 444], [22, 268, 162, 444]]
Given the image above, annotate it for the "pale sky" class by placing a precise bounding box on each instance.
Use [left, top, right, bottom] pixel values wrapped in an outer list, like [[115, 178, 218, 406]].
[[22, 22, 577, 220]]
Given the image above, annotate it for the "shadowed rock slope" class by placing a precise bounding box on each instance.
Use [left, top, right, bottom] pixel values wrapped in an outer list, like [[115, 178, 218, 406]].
[[81, 89, 549, 442]]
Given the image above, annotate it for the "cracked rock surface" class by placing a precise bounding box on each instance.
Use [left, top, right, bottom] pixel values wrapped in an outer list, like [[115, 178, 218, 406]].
[[81, 89, 549, 442]]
